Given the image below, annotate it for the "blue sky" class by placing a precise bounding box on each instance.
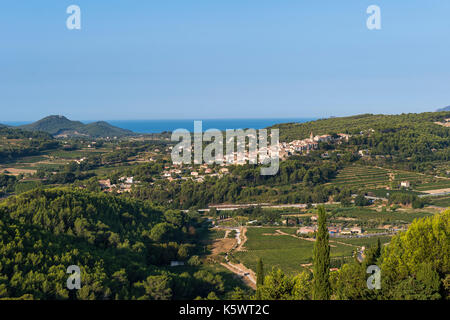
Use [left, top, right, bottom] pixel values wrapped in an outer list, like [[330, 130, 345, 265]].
[[1, 1, 450, 121]]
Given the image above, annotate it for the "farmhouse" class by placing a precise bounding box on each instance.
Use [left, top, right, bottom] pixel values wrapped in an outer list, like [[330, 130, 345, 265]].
[[400, 181, 411, 188], [297, 226, 317, 234]]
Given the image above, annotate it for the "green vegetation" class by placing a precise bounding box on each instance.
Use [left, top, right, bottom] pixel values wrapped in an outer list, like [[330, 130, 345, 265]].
[[429, 195, 450, 208], [233, 227, 355, 275], [256, 258, 264, 288], [18, 116, 134, 138], [1, 111, 449, 300], [247, 210, 449, 300], [312, 207, 331, 300], [0, 188, 245, 299]]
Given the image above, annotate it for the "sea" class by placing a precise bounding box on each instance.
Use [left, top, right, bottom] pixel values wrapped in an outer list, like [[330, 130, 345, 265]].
[[2, 118, 316, 134]]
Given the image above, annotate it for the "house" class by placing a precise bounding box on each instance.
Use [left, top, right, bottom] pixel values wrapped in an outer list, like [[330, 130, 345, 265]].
[[297, 226, 317, 234], [340, 229, 352, 235], [358, 149, 370, 157], [350, 227, 362, 234], [337, 133, 350, 141], [314, 134, 332, 142], [120, 176, 134, 184], [400, 181, 410, 188], [328, 227, 341, 235]]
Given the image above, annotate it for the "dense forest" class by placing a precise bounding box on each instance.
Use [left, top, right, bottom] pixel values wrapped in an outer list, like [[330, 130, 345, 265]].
[[0, 188, 242, 300]]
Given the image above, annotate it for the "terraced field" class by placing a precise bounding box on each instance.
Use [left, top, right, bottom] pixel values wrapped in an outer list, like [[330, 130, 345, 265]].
[[429, 195, 450, 207], [414, 180, 450, 191], [329, 165, 450, 191], [329, 166, 390, 188]]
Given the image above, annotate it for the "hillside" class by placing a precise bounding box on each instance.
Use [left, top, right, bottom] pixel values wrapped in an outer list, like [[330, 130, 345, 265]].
[[271, 113, 450, 159], [271, 112, 450, 141], [0, 188, 235, 300], [18, 115, 135, 138], [437, 106, 450, 112]]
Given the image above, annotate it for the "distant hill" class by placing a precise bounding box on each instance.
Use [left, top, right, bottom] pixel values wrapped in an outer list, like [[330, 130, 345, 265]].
[[270, 112, 450, 142], [18, 115, 135, 138], [436, 106, 450, 112]]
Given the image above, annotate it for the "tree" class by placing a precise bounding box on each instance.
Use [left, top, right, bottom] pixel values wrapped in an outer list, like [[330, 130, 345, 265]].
[[331, 262, 374, 300], [254, 268, 294, 300], [135, 275, 172, 300], [380, 209, 449, 299], [312, 206, 331, 300], [256, 258, 265, 287], [292, 271, 312, 300], [363, 238, 381, 268], [355, 194, 370, 206]]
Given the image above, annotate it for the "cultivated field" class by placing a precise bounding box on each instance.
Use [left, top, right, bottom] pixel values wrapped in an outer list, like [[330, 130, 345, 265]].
[[233, 227, 361, 275], [429, 195, 450, 208], [329, 165, 450, 192]]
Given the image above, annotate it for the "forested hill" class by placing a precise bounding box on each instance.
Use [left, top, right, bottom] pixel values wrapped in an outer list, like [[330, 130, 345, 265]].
[[0, 188, 224, 300], [437, 106, 450, 112], [271, 112, 450, 159], [271, 112, 450, 141], [0, 127, 59, 162], [18, 115, 135, 138]]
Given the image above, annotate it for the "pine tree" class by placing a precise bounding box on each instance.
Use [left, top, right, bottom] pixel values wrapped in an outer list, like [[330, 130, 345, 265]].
[[312, 206, 331, 300], [256, 258, 265, 287]]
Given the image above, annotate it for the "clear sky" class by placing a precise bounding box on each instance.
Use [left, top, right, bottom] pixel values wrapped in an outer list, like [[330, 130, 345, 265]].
[[1, 1, 450, 121]]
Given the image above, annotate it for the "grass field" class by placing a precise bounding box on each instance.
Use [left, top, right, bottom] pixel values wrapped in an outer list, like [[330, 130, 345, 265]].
[[330, 207, 434, 224], [333, 236, 393, 247], [366, 189, 424, 197], [234, 227, 356, 275]]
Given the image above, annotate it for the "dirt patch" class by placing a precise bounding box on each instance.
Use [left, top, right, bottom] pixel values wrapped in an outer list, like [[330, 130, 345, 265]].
[[220, 262, 256, 290], [210, 238, 236, 256], [421, 188, 450, 194], [275, 229, 338, 247], [236, 227, 248, 251], [0, 168, 37, 175]]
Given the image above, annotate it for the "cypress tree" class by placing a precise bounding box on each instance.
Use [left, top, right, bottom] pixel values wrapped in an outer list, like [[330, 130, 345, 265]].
[[312, 206, 331, 300], [256, 258, 265, 287]]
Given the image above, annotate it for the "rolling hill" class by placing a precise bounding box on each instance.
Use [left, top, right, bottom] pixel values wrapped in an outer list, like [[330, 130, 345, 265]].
[[18, 115, 135, 138], [436, 106, 450, 112]]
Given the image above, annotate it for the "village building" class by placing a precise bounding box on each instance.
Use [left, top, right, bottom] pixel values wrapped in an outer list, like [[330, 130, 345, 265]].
[[400, 181, 411, 188]]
